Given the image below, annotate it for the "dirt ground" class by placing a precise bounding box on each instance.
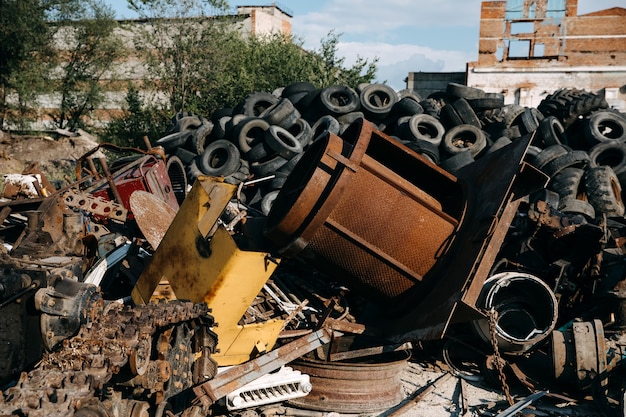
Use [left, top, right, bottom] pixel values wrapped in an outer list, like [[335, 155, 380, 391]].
[[0, 129, 100, 191]]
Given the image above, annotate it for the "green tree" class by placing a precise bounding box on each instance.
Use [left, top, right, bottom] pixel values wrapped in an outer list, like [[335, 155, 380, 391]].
[[50, 0, 125, 130], [0, 0, 54, 128], [105, 84, 169, 148], [108, 1, 377, 141]]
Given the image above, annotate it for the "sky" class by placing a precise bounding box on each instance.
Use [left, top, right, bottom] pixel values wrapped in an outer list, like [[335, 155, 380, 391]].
[[106, 0, 626, 90]]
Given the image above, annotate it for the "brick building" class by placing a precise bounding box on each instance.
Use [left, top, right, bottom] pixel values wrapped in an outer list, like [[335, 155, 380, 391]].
[[465, 0, 626, 110]]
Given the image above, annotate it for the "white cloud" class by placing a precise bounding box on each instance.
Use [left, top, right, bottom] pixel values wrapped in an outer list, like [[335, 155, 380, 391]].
[[336, 42, 475, 89]]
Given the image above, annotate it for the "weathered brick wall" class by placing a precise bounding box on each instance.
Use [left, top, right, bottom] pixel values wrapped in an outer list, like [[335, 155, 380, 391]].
[[467, 0, 626, 110]]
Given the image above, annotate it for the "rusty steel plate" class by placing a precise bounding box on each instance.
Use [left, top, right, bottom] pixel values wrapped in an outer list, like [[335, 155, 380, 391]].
[[130, 190, 177, 249]]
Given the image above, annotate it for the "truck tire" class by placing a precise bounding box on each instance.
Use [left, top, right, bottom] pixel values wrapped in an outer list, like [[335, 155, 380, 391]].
[[558, 198, 596, 219], [540, 150, 589, 178], [584, 111, 626, 146], [537, 116, 566, 147], [588, 141, 626, 179], [549, 167, 584, 202], [584, 165, 625, 217]]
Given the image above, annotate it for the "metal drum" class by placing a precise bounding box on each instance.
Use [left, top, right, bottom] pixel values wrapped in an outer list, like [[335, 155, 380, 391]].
[[265, 118, 465, 305]]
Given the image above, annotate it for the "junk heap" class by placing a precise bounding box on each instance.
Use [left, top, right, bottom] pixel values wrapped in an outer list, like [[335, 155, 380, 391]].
[[1, 82, 626, 417]]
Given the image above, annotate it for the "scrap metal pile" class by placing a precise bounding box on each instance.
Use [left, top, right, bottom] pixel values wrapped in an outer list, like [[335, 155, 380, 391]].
[[1, 82, 626, 417]]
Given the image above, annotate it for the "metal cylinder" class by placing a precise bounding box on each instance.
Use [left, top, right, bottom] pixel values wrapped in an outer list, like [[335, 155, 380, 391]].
[[288, 352, 409, 413], [473, 271, 558, 355], [265, 118, 464, 305]]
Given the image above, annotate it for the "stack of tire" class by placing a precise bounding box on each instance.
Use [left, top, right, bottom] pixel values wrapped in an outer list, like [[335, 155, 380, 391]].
[[153, 82, 626, 221]]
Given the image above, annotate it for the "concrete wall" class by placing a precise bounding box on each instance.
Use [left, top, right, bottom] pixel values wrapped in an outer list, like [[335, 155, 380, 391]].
[[406, 72, 466, 99], [466, 0, 626, 110]]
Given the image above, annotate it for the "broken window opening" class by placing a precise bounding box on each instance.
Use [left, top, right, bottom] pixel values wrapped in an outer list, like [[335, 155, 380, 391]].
[[546, 0, 566, 19], [529, 2, 536, 19], [508, 39, 531, 58], [511, 22, 535, 35], [496, 46, 505, 61], [534, 43, 545, 57], [505, 0, 524, 20]]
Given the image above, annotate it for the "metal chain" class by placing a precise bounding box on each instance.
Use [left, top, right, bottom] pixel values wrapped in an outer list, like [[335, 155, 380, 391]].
[[488, 308, 514, 405]]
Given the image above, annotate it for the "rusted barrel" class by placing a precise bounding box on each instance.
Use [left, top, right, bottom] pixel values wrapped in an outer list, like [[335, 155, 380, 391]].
[[288, 352, 409, 413], [265, 118, 464, 304]]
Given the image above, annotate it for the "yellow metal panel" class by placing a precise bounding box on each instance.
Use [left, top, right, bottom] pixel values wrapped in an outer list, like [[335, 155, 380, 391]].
[[132, 177, 283, 365]]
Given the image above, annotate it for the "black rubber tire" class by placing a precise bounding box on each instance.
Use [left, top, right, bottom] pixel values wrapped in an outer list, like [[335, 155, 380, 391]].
[[397, 88, 422, 102], [442, 124, 487, 157], [484, 136, 512, 156], [186, 158, 203, 184], [319, 85, 360, 115], [403, 139, 440, 164], [584, 165, 625, 217], [439, 150, 475, 173], [261, 190, 280, 216], [558, 198, 596, 219], [406, 114, 445, 146], [419, 98, 444, 117], [264, 125, 303, 160], [530, 144, 571, 170], [210, 107, 233, 122], [519, 107, 543, 134], [197, 140, 241, 177], [451, 98, 481, 128], [234, 118, 271, 154], [584, 111, 626, 146], [359, 83, 398, 119], [261, 98, 301, 129], [186, 122, 213, 155], [288, 118, 313, 147], [251, 155, 289, 177], [337, 111, 365, 127], [282, 81, 316, 99], [224, 160, 251, 185], [311, 115, 341, 142], [174, 147, 197, 165], [467, 96, 505, 111], [166, 155, 187, 206], [236, 92, 279, 117], [549, 167, 585, 202], [440, 102, 464, 128], [588, 141, 626, 178], [445, 83, 485, 100], [245, 141, 274, 163], [266, 171, 289, 191], [278, 152, 303, 175], [211, 116, 230, 140], [540, 150, 590, 178], [536, 116, 566, 147], [156, 130, 193, 153], [167, 114, 203, 134], [391, 97, 424, 117], [538, 89, 608, 128]]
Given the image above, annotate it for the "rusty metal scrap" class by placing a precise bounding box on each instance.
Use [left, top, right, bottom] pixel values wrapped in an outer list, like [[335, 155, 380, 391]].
[[2, 79, 626, 417]]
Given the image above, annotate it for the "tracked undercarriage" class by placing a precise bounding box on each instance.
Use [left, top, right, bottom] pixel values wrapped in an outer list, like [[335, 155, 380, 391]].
[[0, 294, 217, 417]]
